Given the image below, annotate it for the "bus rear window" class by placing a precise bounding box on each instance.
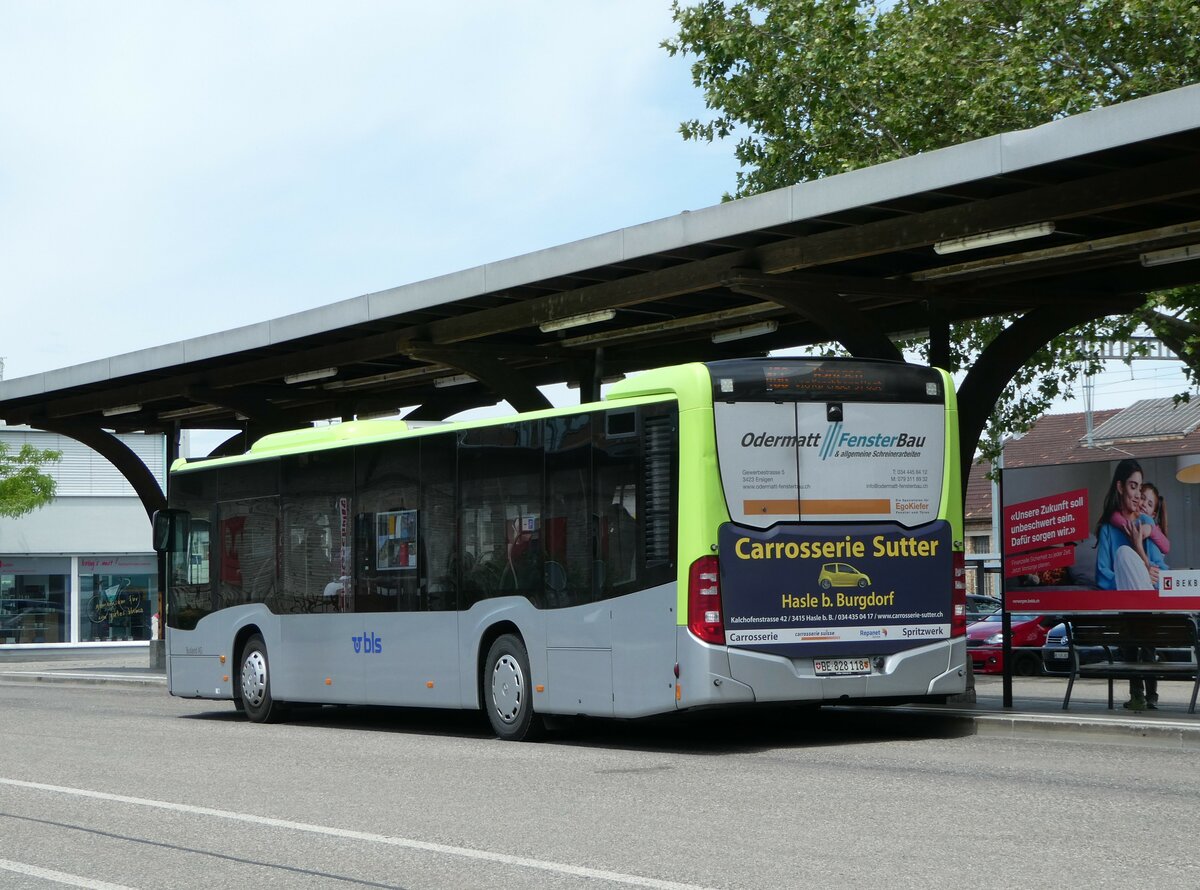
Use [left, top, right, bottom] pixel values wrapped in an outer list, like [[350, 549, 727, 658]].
[[714, 392, 946, 528]]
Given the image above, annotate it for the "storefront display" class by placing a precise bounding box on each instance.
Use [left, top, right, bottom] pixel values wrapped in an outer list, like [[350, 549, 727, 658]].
[[0, 554, 157, 646], [0, 557, 70, 645], [79, 556, 158, 642]]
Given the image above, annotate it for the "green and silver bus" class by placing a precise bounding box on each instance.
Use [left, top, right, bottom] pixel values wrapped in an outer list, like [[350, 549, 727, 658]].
[[155, 358, 966, 740]]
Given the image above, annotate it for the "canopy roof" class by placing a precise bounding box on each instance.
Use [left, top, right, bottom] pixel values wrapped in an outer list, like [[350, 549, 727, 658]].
[[3, 84, 1200, 509]]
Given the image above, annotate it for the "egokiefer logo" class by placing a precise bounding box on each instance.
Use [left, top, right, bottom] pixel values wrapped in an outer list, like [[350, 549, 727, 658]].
[[352, 631, 383, 654]]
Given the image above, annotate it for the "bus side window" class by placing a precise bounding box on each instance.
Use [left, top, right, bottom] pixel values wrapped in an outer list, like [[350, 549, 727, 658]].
[[458, 421, 543, 609], [605, 487, 638, 586], [280, 450, 353, 615], [593, 403, 677, 600], [594, 410, 640, 598], [353, 439, 423, 613]]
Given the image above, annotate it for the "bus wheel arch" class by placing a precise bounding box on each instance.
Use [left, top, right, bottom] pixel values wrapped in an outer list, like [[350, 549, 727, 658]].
[[231, 625, 261, 709], [478, 624, 542, 741]]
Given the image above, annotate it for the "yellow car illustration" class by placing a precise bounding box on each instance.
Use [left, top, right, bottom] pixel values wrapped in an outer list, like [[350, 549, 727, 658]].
[[818, 562, 871, 589]]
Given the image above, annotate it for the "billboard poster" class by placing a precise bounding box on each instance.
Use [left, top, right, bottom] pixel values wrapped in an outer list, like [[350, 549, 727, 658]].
[[1002, 454, 1200, 612], [718, 520, 953, 657]]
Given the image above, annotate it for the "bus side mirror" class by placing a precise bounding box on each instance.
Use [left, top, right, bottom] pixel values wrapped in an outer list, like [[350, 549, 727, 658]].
[[152, 509, 190, 553]]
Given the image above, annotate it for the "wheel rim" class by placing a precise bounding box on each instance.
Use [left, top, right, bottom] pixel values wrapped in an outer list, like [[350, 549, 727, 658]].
[[491, 653, 524, 725], [242, 650, 267, 707]]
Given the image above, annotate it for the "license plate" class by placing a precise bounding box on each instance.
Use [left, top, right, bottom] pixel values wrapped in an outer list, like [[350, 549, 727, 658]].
[[1052, 651, 1068, 660], [814, 657, 872, 676]]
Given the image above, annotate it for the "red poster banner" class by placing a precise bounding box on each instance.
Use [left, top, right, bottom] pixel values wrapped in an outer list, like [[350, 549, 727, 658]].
[[1004, 489, 1089, 555], [1004, 545, 1075, 579]]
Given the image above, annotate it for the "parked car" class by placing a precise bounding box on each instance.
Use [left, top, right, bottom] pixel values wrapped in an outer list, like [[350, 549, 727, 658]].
[[967, 594, 1002, 623], [967, 613, 1058, 676], [1041, 622, 1103, 675], [1041, 620, 1197, 675]]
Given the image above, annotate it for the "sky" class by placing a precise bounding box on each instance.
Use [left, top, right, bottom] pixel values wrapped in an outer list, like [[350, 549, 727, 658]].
[[1, 2, 1191, 455], [0, 2, 739, 381]]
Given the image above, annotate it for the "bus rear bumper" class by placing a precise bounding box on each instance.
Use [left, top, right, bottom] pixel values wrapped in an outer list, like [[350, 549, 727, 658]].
[[712, 637, 966, 705]]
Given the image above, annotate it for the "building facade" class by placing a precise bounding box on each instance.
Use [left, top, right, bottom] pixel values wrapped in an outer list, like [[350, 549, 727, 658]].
[[0, 426, 165, 648]]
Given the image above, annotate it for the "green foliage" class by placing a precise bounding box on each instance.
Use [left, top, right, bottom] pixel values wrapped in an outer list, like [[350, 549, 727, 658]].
[[665, 0, 1200, 196], [0, 442, 61, 519], [665, 0, 1200, 452]]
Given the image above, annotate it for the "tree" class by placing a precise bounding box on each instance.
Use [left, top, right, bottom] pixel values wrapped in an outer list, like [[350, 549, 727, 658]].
[[664, 0, 1200, 457], [0, 442, 61, 518]]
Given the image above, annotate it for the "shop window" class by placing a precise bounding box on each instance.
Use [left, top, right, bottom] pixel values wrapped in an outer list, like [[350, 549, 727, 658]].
[[0, 570, 68, 644], [80, 556, 158, 642]]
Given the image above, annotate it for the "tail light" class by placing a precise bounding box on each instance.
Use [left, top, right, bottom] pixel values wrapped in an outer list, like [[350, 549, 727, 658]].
[[951, 551, 966, 637], [687, 555, 725, 644]]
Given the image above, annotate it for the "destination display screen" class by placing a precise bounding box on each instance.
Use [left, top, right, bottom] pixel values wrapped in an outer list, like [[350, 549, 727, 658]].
[[706, 358, 943, 404]]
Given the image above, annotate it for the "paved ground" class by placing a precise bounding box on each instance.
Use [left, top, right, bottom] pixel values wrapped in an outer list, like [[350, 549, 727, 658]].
[[2, 647, 1197, 748]]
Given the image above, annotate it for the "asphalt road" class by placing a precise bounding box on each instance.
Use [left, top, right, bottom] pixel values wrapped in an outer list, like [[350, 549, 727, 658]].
[[1, 681, 1198, 889]]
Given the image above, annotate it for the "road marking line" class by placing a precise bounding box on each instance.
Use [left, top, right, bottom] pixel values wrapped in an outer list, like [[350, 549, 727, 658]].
[[0, 777, 714, 890], [0, 857, 138, 890]]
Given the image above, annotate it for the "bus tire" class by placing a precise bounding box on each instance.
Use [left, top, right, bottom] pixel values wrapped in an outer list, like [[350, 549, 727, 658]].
[[483, 634, 542, 741], [239, 634, 287, 724]]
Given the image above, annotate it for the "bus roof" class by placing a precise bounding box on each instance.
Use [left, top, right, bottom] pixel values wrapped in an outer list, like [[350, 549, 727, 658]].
[[169, 365, 702, 474]]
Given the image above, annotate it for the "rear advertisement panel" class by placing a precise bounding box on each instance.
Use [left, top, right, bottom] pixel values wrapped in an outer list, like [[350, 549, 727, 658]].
[[1003, 454, 1200, 612], [718, 520, 953, 657], [714, 401, 945, 528]]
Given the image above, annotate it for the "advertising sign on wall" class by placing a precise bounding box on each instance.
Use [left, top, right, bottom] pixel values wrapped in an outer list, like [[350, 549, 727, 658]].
[[1002, 454, 1200, 612]]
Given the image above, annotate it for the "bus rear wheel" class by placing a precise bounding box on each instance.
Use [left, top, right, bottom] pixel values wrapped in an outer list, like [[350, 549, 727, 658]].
[[483, 634, 542, 741], [239, 634, 287, 724]]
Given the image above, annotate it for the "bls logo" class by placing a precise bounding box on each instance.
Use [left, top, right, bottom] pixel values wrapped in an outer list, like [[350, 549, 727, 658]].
[[352, 632, 383, 654]]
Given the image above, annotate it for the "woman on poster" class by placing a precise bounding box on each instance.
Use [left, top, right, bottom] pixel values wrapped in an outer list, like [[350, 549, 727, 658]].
[[1095, 459, 1167, 591], [1094, 458, 1167, 710]]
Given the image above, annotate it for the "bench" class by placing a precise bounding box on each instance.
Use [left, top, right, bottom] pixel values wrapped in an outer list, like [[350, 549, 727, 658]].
[[1062, 613, 1200, 713]]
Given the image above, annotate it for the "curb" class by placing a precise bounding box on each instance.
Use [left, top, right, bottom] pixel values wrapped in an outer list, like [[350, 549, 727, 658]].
[[893, 703, 1200, 750], [0, 670, 166, 688], [971, 711, 1200, 750]]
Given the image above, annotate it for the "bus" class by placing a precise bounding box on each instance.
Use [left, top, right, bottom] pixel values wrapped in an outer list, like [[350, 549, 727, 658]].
[[154, 357, 966, 740]]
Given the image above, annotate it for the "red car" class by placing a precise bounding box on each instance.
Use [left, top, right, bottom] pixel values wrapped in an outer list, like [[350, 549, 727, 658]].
[[966, 613, 1058, 676]]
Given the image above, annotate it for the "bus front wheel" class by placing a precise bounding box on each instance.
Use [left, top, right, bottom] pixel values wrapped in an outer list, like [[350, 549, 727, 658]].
[[239, 634, 287, 724], [483, 634, 543, 741]]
